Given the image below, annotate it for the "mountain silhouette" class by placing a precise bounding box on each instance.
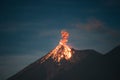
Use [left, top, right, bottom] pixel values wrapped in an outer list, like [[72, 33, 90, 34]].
[[106, 45, 120, 55], [104, 45, 120, 80], [51, 45, 120, 80], [7, 45, 120, 80]]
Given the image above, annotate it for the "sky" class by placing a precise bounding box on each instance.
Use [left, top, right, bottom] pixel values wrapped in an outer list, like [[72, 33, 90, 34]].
[[0, 0, 120, 80]]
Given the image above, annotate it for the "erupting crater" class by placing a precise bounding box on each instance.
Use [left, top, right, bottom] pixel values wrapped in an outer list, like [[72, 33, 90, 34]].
[[41, 30, 74, 63]]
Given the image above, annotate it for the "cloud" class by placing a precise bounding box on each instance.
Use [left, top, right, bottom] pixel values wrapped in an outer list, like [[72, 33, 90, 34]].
[[0, 21, 48, 33], [104, 0, 120, 7], [0, 24, 17, 32], [72, 18, 120, 38], [74, 18, 103, 31]]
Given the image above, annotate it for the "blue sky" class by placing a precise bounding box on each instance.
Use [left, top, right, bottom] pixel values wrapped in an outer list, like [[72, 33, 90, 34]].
[[0, 0, 120, 80]]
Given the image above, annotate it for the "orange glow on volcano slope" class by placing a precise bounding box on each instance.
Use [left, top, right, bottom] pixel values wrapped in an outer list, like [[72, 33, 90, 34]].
[[41, 30, 73, 63]]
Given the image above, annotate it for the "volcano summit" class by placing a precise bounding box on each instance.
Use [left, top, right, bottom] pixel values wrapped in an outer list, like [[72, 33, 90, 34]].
[[41, 30, 74, 64]]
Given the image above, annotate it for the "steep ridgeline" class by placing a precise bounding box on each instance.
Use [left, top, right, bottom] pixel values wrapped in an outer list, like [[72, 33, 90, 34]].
[[7, 45, 120, 80]]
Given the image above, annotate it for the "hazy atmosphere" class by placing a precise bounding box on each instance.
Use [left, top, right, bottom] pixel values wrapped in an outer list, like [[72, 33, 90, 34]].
[[0, 0, 120, 80]]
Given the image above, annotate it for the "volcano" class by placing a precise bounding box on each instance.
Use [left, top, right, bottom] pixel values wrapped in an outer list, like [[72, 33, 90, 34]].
[[7, 30, 120, 80]]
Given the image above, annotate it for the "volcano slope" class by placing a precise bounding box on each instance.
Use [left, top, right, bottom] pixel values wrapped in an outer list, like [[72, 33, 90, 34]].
[[7, 46, 120, 80]]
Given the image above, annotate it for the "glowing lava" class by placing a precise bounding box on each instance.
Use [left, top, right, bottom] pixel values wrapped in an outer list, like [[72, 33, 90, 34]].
[[41, 30, 73, 63]]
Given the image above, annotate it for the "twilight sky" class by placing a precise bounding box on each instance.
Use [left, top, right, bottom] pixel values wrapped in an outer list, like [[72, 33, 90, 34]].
[[0, 0, 120, 80]]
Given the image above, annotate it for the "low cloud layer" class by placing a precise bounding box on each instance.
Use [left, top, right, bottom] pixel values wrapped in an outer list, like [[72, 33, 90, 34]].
[[71, 18, 120, 38]]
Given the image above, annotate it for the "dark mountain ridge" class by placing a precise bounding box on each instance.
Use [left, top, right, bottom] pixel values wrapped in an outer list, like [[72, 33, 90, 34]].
[[7, 45, 120, 80], [106, 45, 120, 55]]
